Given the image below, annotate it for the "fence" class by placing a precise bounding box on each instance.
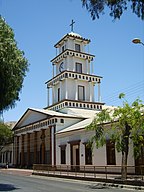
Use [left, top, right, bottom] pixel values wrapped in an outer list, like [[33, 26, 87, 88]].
[[33, 164, 144, 181]]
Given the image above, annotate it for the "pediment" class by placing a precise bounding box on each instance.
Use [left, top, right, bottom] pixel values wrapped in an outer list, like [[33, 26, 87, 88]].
[[13, 108, 50, 129]]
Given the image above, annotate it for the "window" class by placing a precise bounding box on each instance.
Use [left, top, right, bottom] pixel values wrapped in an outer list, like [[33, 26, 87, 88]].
[[58, 88, 60, 102], [106, 140, 116, 165], [78, 85, 85, 101], [62, 46, 65, 52], [61, 146, 66, 164], [85, 145, 92, 165], [60, 119, 64, 123], [75, 44, 81, 52], [75, 63, 82, 73]]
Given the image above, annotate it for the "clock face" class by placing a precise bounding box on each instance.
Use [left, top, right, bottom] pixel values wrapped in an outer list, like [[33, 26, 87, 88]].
[[59, 62, 64, 72]]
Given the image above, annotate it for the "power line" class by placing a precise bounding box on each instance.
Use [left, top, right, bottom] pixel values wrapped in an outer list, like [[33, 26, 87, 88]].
[[102, 81, 144, 105]]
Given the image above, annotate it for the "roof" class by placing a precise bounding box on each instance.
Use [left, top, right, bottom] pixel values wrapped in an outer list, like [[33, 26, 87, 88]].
[[56, 105, 117, 135], [68, 32, 82, 38], [54, 33, 90, 48], [56, 117, 93, 134], [13, 107, 85, 130], [60, 107, 99, 118]]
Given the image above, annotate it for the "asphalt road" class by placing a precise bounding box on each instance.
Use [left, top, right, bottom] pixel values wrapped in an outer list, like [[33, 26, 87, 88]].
[[0, 172, 131, 192]]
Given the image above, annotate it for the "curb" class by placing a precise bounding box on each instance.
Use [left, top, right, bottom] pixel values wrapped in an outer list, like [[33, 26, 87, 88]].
[[33, 172, 144, 191], [99, 183, 144, 190]]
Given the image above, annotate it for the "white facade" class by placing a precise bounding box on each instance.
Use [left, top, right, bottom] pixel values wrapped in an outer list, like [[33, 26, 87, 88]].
[[13, 31, 137, 173], [46, 32, 102, 109], [56, 125, 135, 167]]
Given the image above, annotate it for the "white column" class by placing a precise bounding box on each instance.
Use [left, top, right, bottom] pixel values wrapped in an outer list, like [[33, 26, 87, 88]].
[[13, 136, 17, 165], [73, 40, 75, 50], [72, 56, 74, 71], [47, 87, 50, 107], [56, 48, 57, 56], [75, 80, 78, 100], [98, 82, 101, 102], [65, 57, 68, 70], [51, 127, 54, 166], [86, 60, 89, 74], [89, 82, 92, 102], [65, 79, 68, 99], [67, 57, 70, 71], [60, 81, 62, 100], [52, 86, 54, 104], [66, 144, 71, 166], [91, 61, 94, 75], [93, 84, 95, 102], [67, 39, 69, 49], [80, 142, 85, 166], [52, 85, 55, 104], [52, 63, 55, 77], [87, 44, 89, 54]]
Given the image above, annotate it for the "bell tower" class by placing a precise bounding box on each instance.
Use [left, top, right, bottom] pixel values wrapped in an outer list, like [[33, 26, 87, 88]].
[[45, 28, 104, 111]]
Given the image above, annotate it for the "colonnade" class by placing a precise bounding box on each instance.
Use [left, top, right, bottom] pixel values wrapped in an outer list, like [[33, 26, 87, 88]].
[[13, 126, 56, 168]]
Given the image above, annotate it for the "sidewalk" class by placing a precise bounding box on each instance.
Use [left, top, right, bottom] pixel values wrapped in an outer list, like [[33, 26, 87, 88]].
[[0, 168, 33, 176]]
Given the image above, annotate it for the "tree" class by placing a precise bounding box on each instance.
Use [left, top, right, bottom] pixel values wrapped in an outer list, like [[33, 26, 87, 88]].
[[0, 16, 29, 114], [86, 94, 144, 179], [0, 121, 13, 151], [81, 0, 144, 20]]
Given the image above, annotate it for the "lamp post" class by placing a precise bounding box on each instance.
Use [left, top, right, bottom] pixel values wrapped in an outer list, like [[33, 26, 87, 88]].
[[132, 38, 144, 46]]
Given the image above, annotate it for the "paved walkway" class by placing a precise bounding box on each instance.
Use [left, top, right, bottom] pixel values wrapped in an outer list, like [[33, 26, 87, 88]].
[[0, 168, 33, 176]]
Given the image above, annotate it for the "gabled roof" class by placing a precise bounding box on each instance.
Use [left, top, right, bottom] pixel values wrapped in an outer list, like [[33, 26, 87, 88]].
[[56, 117, 93, 134], [13, 108, 84, 130]]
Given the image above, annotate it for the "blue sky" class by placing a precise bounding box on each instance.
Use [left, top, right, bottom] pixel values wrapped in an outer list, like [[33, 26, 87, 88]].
[[1, 0, 144, 122]]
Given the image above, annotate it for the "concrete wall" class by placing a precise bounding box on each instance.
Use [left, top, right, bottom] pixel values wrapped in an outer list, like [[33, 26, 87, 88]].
[[56, 128, 136, 173]]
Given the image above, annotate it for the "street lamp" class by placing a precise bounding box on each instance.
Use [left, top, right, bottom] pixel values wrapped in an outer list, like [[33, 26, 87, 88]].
[[132, 38, 144, 46]]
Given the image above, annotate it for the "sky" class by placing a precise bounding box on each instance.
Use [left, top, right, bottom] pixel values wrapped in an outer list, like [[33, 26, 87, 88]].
[[0, 0, 144, 122]]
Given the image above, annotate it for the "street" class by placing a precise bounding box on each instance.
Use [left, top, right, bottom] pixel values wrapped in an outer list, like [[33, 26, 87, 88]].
[[0, 171, 133, 192]]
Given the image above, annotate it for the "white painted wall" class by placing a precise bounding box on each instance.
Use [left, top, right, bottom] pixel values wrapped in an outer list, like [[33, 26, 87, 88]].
[[56, 117, 82, 132], [56, 128, 136, 169], [53, 78, 94, 102]]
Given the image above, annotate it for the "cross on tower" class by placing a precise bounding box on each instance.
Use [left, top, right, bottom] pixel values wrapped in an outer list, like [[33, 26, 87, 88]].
[[70, 19, 75, 32]]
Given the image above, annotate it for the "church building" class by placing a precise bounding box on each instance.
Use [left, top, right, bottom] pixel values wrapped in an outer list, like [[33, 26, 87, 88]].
[[13, 27, 135, 172]]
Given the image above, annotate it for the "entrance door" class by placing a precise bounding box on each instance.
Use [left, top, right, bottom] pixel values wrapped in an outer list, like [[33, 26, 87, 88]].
[[76, 148, 79, 165], [71, 144, 80, 171], [40, 143, 45, 164]]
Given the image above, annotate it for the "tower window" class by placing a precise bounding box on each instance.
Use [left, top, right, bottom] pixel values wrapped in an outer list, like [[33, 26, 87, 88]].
[[78, 85, 85, 101], [75, 44, 81, 52], [75, 63, 82, 73], [58, 88, 60, 102], [62, 46, 65, 52]]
